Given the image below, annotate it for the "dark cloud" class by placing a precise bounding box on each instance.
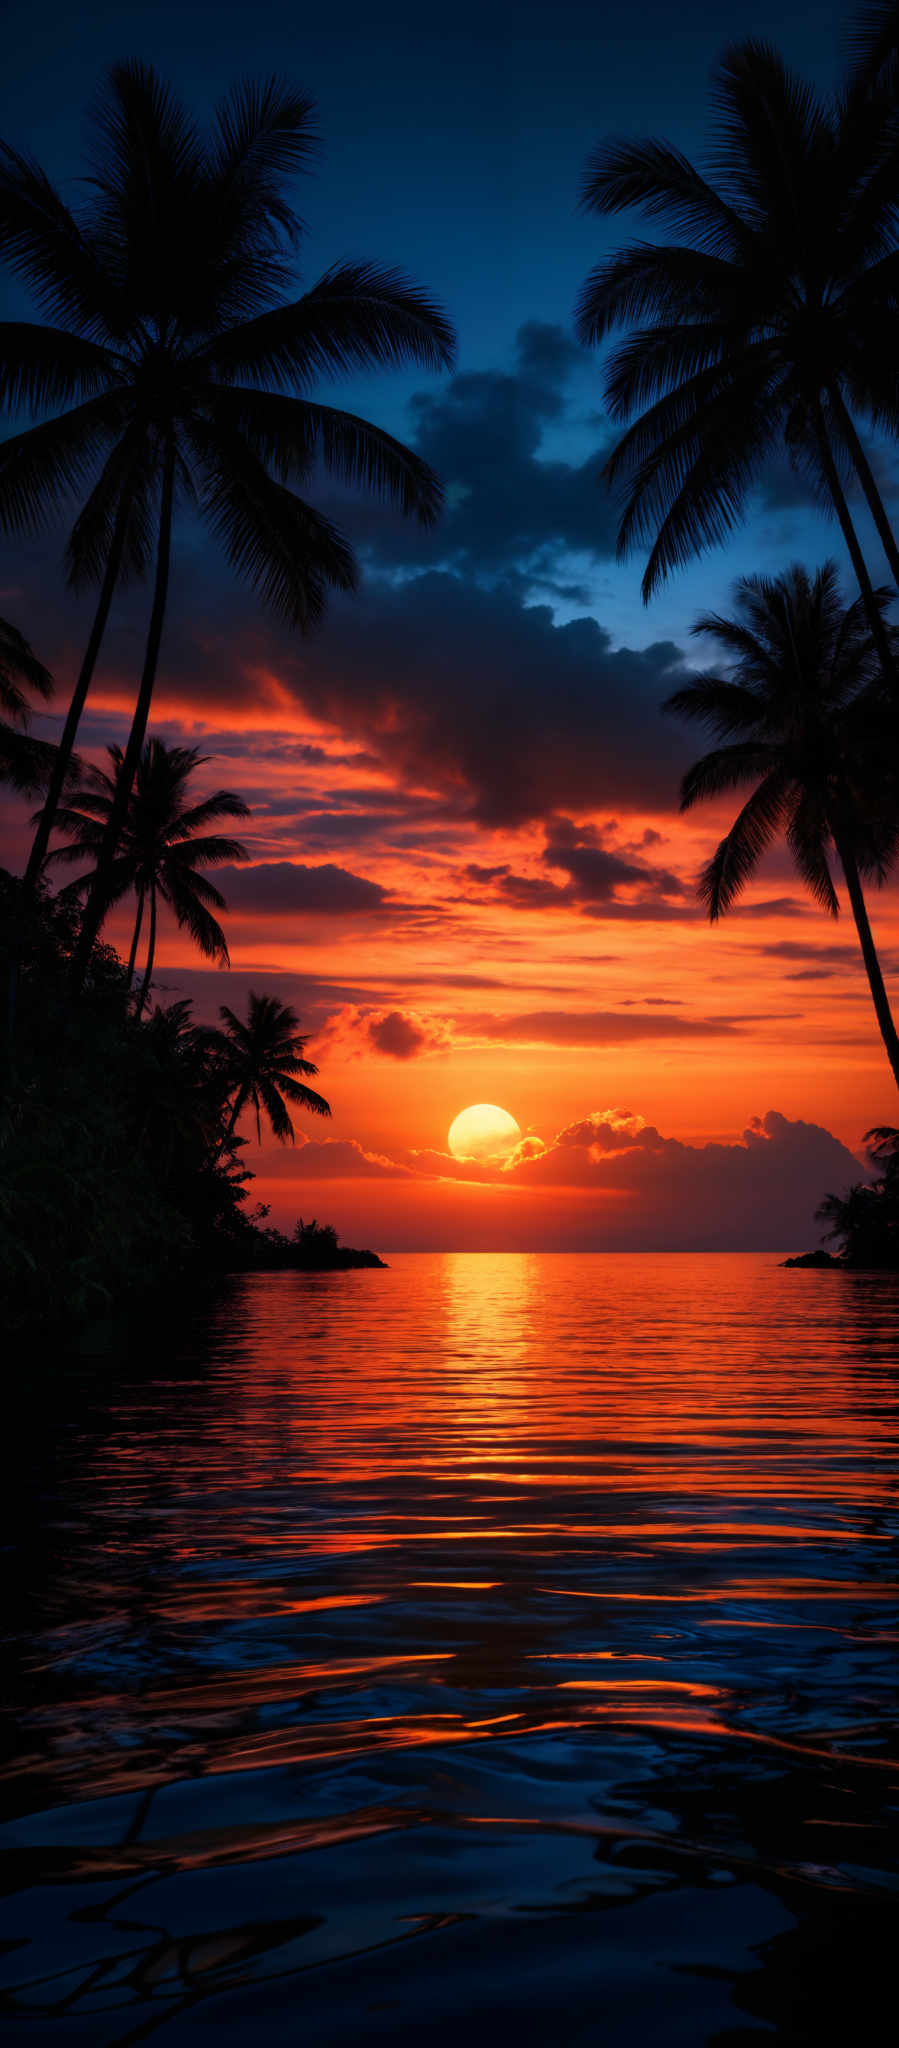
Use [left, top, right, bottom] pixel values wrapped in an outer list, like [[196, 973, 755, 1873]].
[[497, 1107, 862, 1250], [543, 818, 686, 901], [465, 1008, 747, 1047], [319, 322, 619, 583], [366, 1010, 437, 1060], [216, 860, 390, 915], [460, 818, 693, 919], [265, 574, 694, 826]]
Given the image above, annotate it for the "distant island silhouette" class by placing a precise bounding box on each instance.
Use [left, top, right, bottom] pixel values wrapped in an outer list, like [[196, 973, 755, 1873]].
[[236, 1218, 386, 1272]]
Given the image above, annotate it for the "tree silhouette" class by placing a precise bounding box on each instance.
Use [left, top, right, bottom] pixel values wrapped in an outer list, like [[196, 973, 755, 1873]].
[[575, 37, 899, 686], [216, 990, 330, 1143], [818, 1123, 899, 1265], [0, 62, 455, 971], [49, 739, 249, 1009], [666, 562, 899, 1091], [0, 616, 58, 795]]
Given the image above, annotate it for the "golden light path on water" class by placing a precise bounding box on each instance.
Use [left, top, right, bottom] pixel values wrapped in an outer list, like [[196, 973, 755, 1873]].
[[2, 1252, 898, 2043]]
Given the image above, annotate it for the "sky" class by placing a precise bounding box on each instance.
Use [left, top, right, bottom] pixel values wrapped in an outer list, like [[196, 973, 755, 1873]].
[[1, 0, 896, 1248]]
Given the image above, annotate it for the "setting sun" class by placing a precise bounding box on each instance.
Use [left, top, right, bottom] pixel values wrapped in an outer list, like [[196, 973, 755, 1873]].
[[447, 1103, 523, 1163]]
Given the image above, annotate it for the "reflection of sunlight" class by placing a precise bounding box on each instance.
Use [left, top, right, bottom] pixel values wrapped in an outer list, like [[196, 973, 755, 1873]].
[[438, 1252, 539, 1471]]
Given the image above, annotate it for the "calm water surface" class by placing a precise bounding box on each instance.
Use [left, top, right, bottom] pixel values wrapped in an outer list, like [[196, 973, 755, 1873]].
[[3, 1253, 898, 2044]]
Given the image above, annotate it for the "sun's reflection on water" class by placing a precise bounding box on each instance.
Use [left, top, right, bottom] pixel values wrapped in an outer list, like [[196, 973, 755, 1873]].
[[2, 1253, 898, 2040]]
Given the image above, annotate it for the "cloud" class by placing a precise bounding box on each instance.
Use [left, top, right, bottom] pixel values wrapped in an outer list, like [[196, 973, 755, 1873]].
[[542, 818, 686, 901], [366, 1008, 449, 1060], [495, 1107, 861, 1250], [465, 1008, 747, 1047], [319, 321, 619, 584], [216, 860, 390, 915], [459, 818, 693, 920], [275, 1136, 412, 1180], [257, 1104, 863, 1251]]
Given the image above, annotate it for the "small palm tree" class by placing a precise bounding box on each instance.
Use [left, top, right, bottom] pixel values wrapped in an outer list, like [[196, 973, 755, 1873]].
[[817, 1124, 899, 1267], [666, 562, 899, 1091], [0, 616, 56, 794], [0, 63, 455, 969], [216, 991, 330, 1143], [575, 37, 899, 682], [49, 739, 249, 1010]]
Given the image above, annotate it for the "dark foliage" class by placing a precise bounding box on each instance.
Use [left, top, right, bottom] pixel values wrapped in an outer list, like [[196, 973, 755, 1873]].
[[0, 874, 375, 1338], [817, 1124, 899, 1266]]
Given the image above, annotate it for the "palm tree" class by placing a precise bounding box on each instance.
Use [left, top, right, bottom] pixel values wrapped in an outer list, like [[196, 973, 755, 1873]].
[[0, 63, 455, 968], [215, 991, 330, 1144], [0, 616, 57, 794], [665, 562, 899, 1093], [817, 1124, 899, 1266], [575, 37, 899, 684], [49, 739, 249, 1010]]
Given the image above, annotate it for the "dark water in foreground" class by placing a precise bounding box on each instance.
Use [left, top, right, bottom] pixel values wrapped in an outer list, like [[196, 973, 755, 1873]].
[[2, 1254, 898, 2044]]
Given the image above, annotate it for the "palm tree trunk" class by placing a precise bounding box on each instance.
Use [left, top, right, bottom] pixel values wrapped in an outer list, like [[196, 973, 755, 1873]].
[[71, 438, 176, 988], [216, 1085, 246, 1155], [810, 399, 899, 691], [827, 387, 899, 591], [831, 824, 899, 1095], [125, 886, 145, 988], [24, 498, 131, 894], [135, 880, 157, 1018]]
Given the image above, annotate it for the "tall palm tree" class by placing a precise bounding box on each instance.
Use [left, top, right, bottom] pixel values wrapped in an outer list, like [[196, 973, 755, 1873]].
[[0, 615, 56, 794], [0, 63, 455, 969], [575, 38, 899, 684], [49, 738, 249, 1011], [666, 563, 899, 1092], [215, 991, 330, 1144]]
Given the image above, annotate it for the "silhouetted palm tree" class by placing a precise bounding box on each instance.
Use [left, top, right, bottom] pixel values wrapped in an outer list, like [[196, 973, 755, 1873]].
[[848, 3, 899, 98], [0, 616, 56, 794], [0, 62, 455, 966], [575, 37, 899, 682], [216, 991, 330, 1143], [666, 563, 899, 1092], [49, 739, 249, 1010], [818, 1123, 899, 1266]]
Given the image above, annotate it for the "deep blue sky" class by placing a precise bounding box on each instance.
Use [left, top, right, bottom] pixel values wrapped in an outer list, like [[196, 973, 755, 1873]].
[[1, 0, 843, 385]]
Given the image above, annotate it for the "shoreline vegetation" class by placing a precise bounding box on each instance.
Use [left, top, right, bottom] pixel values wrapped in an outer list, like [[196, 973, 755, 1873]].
[[0, 871, 384, 1342]]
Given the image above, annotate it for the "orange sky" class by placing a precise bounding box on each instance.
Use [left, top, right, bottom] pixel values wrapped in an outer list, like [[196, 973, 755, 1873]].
[[8, 651, 891, 1252]]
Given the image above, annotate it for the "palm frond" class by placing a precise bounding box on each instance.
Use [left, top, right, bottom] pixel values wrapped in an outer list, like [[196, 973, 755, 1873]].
[[0, 140, 122, 335], [0, 321, 121, 416], [210, 77, 318, 244], [0, 393, 129, 536], [196, 261, 455, 386], [575, 242, 747, 347], [664, 675, 769, 736], [0, 615, 52, 715], [786, 791, 840, 915], [580, 138, 750, 255], [191, 417, 357, 627], [698, 766, 790, 917], [206, 386, 444, 525]]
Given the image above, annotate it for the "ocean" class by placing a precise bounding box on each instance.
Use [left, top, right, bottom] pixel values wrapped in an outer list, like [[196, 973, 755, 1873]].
[[3, 1253, 897, 2043]]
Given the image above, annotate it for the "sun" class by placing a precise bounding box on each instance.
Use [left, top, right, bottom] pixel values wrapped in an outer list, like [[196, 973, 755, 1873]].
[[448, 1103, 522, 1163]]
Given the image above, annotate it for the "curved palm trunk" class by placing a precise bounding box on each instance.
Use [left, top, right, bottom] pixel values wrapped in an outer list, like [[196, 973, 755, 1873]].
[[810, 400, 899, 692], [216, 1083, 247, 1156], [135, 881, 157, 1018], [831, 825, 899, 1096], [125, 886, 145, 988], [827, 387, 899, 593], [24, 501, 131, 893], [72, 439, 176, 988]]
